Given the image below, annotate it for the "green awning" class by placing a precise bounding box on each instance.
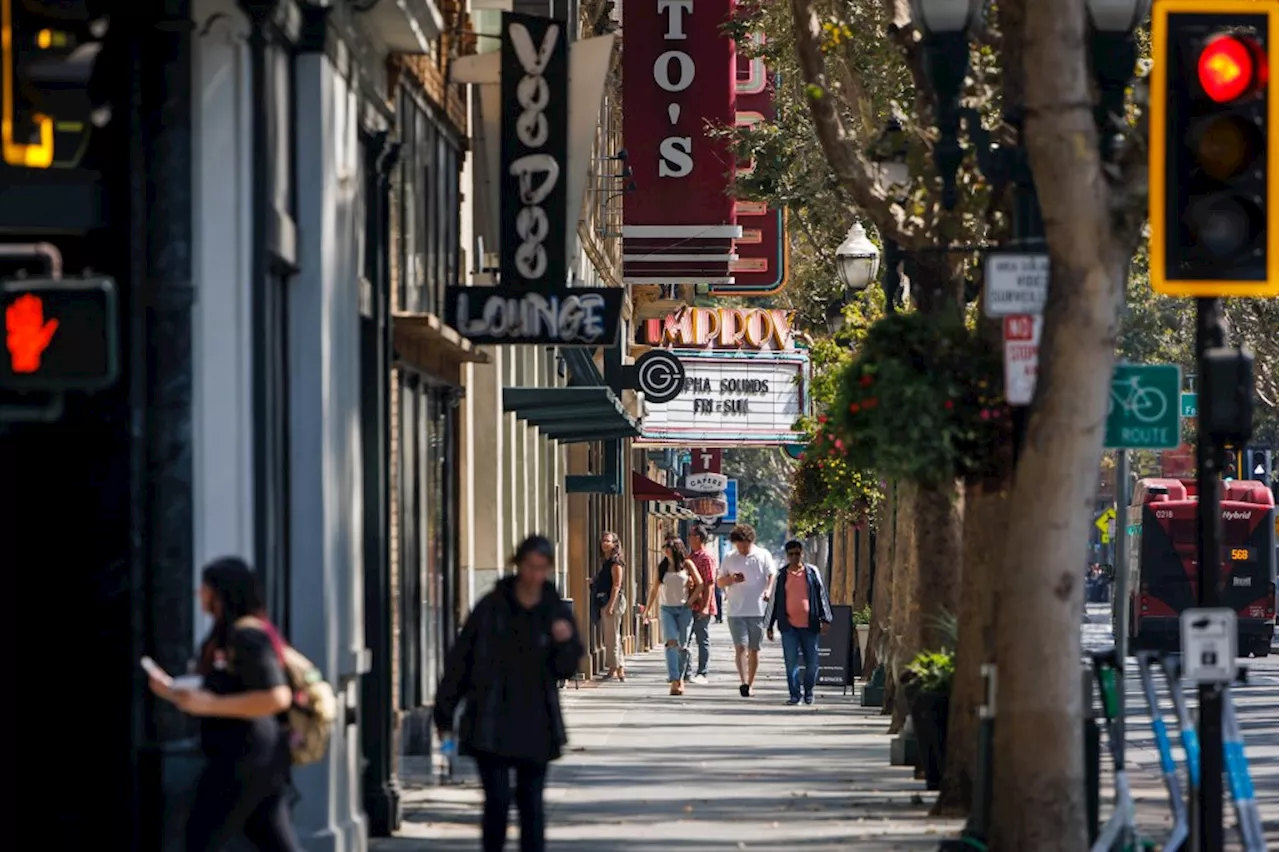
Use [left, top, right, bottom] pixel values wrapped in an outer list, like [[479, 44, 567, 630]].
[[503, 386, 640, 443]]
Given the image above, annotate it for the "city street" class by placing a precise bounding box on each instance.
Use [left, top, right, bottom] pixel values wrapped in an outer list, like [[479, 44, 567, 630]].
[[373, 619, 964, 852], [1083, 603, 1279, 846], [371, 613, 1279, 851]]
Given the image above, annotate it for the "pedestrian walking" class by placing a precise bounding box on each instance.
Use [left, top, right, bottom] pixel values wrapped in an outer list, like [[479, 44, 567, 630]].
[[433, 535, 585, 852], [592, 530, 627, 681], [766, 540, 834, 705], [643, 537, 705, 695], [146, 557, 302, 852], [683, 523, 717, 684], [717, 523, 777, 697]]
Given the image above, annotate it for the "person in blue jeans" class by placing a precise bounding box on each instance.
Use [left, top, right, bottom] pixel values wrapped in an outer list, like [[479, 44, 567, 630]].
[[644, 538, 704, 695], [765, 540, 833, 705]]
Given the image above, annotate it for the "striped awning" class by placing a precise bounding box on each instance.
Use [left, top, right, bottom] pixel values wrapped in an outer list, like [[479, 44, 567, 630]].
[[647, 501, 697, 520]]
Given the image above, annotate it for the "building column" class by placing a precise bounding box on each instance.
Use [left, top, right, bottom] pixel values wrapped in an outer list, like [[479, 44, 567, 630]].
[[360, 130, 401, 838], [290, 23, 368, 851]]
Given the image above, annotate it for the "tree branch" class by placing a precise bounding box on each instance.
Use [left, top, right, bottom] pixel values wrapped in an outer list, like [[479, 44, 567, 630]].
[[788, 0, 922, 248]]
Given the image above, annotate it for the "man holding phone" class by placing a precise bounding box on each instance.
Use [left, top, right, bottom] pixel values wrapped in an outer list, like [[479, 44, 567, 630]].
[[717, 523, 776, 697]]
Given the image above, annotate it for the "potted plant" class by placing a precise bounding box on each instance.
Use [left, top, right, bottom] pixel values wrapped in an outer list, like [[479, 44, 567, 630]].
[[852, 604, 872, 672], [900, 648, 954, 791]]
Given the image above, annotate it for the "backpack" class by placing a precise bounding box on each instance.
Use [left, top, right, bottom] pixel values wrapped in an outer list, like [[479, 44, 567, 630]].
[[235, 617, 338, 766]]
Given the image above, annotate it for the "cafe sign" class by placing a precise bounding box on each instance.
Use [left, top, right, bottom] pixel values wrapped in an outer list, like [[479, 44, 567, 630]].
[[641, 307, 794, 351]]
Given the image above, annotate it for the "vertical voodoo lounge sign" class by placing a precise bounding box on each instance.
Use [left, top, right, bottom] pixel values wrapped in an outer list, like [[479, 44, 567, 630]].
[[621, 0, 740, 285], [445, 12, 623, 346]]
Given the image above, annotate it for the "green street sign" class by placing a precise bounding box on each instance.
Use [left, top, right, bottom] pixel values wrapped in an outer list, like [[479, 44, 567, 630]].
[[1181, 392, 1197, 417], [1104, 364, 1182, 449]]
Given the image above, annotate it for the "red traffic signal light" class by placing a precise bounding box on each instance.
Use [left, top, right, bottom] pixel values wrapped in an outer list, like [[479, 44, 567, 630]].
[[1197, 34, 1265, 103]]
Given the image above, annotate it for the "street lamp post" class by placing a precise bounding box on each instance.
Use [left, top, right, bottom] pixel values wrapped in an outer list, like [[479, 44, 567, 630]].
[[826, 222, 882, 335], [909, 0, 986, 209]]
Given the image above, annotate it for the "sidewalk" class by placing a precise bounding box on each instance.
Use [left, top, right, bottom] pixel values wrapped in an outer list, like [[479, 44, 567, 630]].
[[371, 619, 963, 851]]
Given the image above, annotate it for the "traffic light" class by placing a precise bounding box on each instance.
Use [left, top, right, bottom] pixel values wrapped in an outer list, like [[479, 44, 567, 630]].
[[1222, 446, 1242, 481], [1149, 0, 1278, 297], [1246, 447, 1273, 486], [0, 276, 117, 390], [1, 0, 112, 170]]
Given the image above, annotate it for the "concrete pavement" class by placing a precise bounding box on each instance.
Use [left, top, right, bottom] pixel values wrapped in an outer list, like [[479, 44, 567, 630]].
[[371, 619, 963, 851]]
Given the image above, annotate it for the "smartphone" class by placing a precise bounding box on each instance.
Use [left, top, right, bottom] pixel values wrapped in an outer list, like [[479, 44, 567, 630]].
[[733, 572, 746, 582], [140, 656, 170, 683]]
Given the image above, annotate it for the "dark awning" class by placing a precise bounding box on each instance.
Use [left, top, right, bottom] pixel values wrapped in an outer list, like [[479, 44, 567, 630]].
[[632, 471, 682, 501], [503, 387, 640, 444]]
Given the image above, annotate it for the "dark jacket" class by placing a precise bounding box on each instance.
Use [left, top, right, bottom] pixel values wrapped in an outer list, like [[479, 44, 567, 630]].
[[433, 577, 584, 763], [765, 563, 834, 634]]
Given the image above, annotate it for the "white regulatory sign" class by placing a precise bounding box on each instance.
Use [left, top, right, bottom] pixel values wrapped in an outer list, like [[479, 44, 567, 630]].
[[1180, 607, 1238, 684], [984, 253, 1049, 318]]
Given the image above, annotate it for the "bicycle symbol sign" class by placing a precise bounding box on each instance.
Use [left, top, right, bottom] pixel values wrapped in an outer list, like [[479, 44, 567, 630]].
[[1104, 364, 1181, 449]]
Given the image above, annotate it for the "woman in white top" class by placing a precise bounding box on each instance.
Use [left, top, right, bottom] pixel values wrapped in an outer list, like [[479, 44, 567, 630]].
[[644, 538, 704, 695]]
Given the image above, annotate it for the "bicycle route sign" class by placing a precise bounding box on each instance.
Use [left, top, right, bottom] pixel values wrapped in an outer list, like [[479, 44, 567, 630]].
[[1104, 364, 1181, 450]]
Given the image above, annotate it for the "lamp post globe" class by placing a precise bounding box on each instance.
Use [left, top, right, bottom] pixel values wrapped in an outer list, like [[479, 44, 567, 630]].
[[1084, 0, 1150, 33], [836, 222, 881, 295], [909, 0, 986, 35]]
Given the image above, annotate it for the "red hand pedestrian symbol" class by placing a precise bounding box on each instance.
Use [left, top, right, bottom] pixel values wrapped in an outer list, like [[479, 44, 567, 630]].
[[5, 293, 59, 374]]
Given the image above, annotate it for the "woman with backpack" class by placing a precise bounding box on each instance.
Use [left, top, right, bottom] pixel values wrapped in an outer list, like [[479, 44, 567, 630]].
[[434, 534, 585, 852], [146, 557, 302, 852]]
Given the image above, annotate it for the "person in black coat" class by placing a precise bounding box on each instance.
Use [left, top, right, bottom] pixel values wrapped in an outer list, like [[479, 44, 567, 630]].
[[434, 535, 585, 852]]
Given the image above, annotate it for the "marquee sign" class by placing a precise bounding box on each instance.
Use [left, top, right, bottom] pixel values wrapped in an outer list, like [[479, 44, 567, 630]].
[[447, 13, 622, 347], [621, 0, 740, 285], [637, 349, 809, 447], [640, 307, 795, 351], [714, 32, 789, 296]]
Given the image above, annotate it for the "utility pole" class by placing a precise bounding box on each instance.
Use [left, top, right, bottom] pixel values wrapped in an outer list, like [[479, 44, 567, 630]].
[[1193, 297, 1225, 851]]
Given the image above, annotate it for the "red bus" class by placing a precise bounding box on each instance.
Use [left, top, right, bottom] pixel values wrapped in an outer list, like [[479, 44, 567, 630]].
[[1120, 477, 1276, 657]]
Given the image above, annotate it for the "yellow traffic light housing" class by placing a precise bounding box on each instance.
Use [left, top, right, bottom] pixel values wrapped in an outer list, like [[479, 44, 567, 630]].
[[1149, 0, 1278, 297], [1, 0, 109, 170]]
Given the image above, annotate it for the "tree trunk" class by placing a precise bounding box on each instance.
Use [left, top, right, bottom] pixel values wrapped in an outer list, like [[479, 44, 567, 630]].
[[933, 479, 1008, 816], [888, 480, 918, 733], [989, 1, 1142, 848], [866, 492, 896, 679], [853, 518, 873, 613], [912, 480, 963, 651]]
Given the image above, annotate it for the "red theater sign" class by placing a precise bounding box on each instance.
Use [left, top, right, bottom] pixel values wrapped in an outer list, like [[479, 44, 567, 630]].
[[641, 306, 795, 351], [714, 31, 788, 296], [622, 0, 739, 285]]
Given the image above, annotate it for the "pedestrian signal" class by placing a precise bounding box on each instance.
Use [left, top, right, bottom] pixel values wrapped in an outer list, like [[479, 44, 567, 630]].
[[1148, 0, 1278, 297], [0, 276, 117, 390]]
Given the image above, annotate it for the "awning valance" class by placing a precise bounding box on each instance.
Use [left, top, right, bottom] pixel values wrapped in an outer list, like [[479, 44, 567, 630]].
[[647, 501, 697, 520], [503, 386, 640, 444], [632, 471, 682, 501]]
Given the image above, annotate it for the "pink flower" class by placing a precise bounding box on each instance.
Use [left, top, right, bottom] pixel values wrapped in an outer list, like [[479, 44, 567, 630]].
[[944, 400, 953, 410], [834, 439, 845, 451], [980, 409, 991, 420], [818, 415, 828, 424]]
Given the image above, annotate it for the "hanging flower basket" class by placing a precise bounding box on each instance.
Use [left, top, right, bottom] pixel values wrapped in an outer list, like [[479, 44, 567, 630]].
[[831, 312, 1010, 486]]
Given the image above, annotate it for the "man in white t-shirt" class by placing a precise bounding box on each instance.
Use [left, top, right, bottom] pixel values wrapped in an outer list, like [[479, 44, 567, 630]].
[[716, 523, 777, 697]]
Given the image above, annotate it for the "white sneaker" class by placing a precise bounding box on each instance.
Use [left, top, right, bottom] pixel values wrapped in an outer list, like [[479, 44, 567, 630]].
[[692, 674, 708, 685]]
